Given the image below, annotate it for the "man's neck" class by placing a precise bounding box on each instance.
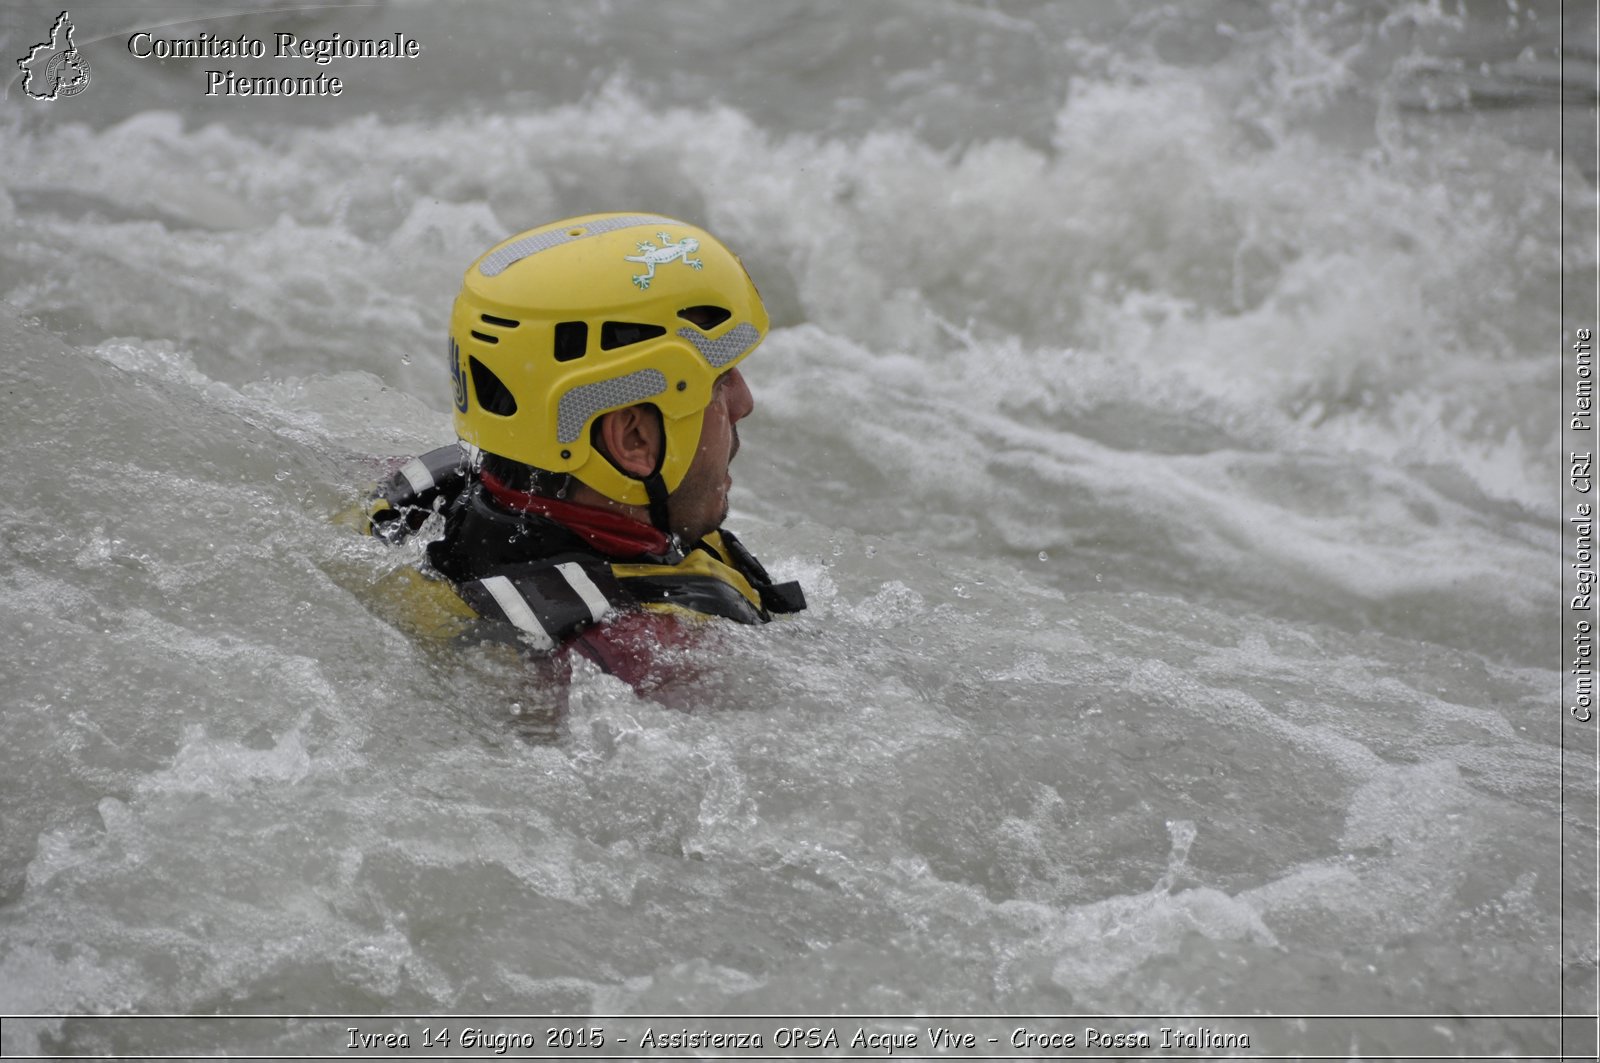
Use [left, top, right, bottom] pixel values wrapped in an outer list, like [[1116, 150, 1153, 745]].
[[566, 481, 653, 528]]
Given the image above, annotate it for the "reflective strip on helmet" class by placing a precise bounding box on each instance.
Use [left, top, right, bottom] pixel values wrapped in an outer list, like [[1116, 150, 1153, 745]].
[[555, 562, 613, 623], [556, 369, 667, 444], [480, 575, 556, 650], [478, 214, 677, 277], [398, 457, 435, 495], [676, 322, 761, 368]]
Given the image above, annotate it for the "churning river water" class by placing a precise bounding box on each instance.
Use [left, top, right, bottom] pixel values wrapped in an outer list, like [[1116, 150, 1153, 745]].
[[0, 0, 1596, 1058]]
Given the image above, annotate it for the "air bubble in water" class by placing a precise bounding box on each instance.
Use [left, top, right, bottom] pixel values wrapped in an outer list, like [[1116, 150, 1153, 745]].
[[1037, 550, 1048, 562]]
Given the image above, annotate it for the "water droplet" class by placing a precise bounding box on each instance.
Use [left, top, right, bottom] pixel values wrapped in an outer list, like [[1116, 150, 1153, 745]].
[[274, 469, 290, 481], [1037, 550, 1049, 562]]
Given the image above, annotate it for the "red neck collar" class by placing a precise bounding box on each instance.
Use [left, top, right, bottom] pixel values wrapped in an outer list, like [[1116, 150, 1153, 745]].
[[478, 470, 669, 559]]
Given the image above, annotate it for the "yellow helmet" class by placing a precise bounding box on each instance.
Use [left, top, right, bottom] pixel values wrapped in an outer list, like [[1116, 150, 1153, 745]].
[[449, 212, 768, 511]]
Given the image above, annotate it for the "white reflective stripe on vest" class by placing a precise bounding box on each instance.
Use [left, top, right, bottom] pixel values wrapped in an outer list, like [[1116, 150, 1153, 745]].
[[480, 575, 555, 650], [556, 562, 613, 624]]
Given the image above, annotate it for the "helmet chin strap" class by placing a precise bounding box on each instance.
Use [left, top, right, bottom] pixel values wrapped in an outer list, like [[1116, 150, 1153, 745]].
[[639, 406, 673, 538], [643, 470, 672, 538]]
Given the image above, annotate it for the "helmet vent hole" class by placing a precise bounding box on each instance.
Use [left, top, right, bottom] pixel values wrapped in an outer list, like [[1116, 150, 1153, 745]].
[[469, 330, 499, 345], [480, 313, 519, 328], [600, 321, 667, 351], [468, 356, 518, 416], [678, 305, 731, 331], [553, 322, 588, 362]]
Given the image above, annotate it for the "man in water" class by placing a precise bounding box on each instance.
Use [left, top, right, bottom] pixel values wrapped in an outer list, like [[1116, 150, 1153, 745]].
[[364, 213, 804, 692]]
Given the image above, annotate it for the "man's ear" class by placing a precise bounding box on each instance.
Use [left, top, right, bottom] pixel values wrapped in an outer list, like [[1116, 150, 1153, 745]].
[[593, 405, 662, 477]]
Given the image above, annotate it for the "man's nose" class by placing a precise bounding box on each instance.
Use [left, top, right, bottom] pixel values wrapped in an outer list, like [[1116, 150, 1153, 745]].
[[724, 367, 754, 422]]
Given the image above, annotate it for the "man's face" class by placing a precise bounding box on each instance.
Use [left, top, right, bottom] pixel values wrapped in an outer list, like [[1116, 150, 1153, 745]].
[[670, 366, 754, 543]]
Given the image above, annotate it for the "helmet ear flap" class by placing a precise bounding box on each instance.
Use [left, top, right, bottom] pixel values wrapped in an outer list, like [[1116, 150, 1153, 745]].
[[571, 391, 708, 509], [586, 402, 664, 480]]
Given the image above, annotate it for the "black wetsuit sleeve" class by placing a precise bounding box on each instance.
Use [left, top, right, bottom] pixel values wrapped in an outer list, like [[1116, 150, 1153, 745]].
[[367, 445, 466, 544]]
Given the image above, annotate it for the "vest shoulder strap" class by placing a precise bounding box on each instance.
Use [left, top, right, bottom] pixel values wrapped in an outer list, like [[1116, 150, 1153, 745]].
[[456, 554, 625, 650], [619, 572, 766, 625], [611, 540, 774, 625], [707, 529, 807, 615]]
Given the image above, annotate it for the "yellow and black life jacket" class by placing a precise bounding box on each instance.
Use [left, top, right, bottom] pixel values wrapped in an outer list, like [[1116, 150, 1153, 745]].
[[363, 445, 805, 649]]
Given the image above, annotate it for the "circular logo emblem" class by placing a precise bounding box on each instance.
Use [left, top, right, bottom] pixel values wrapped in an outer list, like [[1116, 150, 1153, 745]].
[[45, 49, 91, 97]]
